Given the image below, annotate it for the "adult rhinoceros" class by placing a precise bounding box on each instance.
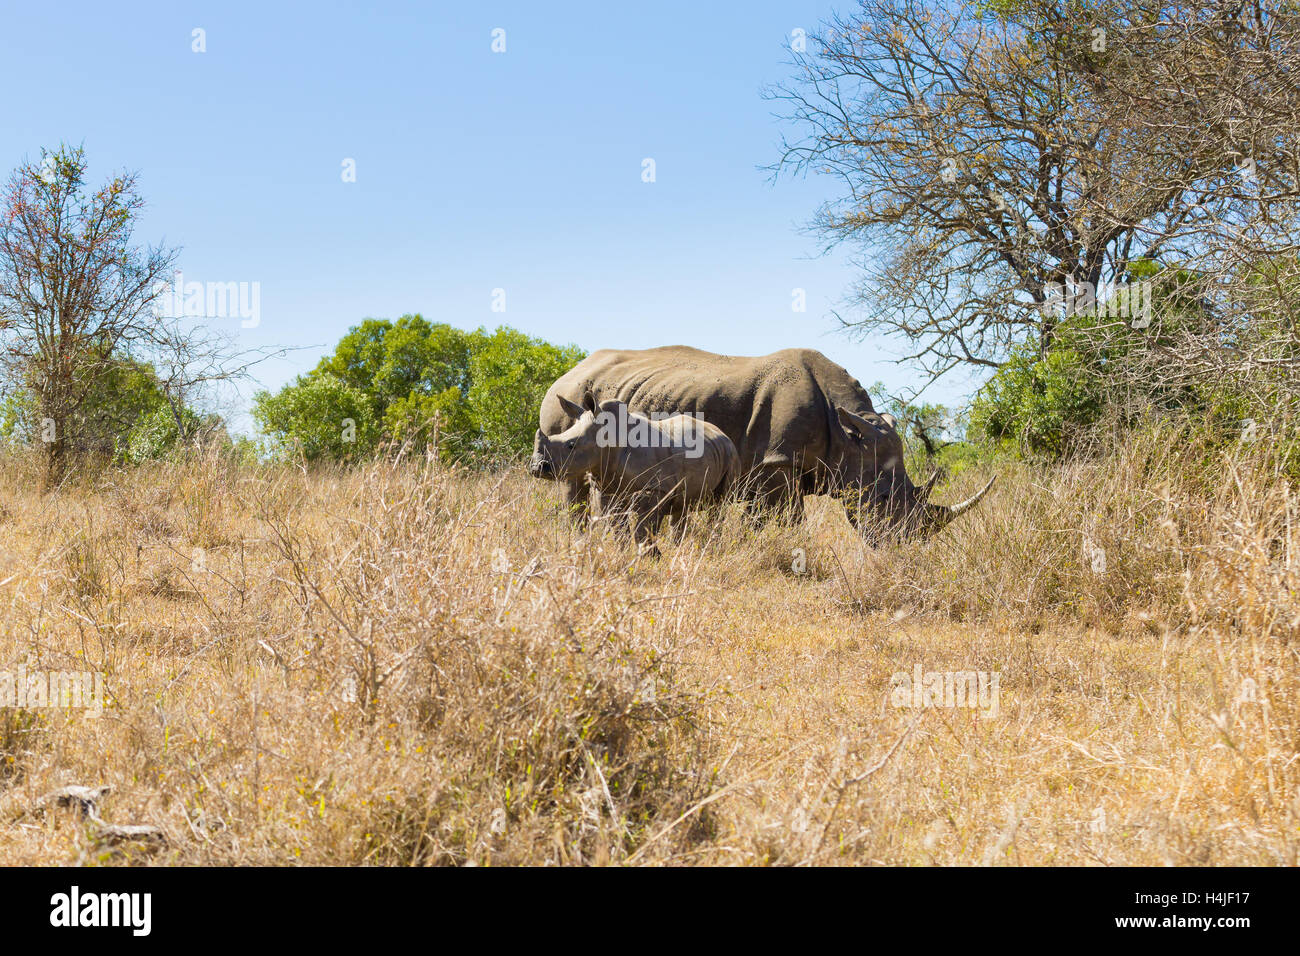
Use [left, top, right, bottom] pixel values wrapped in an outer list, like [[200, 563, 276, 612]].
[[527, 346, 993, 539]]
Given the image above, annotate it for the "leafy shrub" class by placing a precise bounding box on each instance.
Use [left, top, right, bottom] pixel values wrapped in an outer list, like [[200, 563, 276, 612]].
[[251, 372, 380, 463], [969, 262, 1245, 459], [253, 316, 583, 463], [1, 356, 212, 464]]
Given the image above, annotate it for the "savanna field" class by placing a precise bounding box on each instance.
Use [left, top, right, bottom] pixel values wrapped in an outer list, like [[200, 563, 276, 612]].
[[1, 428, 1297, 866]]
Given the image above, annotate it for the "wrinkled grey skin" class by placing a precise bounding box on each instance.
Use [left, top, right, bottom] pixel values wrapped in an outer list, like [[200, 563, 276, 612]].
[[533, 394, 740, 549], [529, 346, 993, 539]]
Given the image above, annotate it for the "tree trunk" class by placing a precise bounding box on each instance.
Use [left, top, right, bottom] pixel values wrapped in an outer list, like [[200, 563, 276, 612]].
[[43, 415, 67, 490]]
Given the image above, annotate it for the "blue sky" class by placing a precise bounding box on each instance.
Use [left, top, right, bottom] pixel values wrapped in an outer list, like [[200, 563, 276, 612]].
[[1, 1, 985, 432]]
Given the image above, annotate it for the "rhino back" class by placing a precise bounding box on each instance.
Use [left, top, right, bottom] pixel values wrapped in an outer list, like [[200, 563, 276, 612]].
[[542, 347, 876, 474], [602, 413, 738, 500]]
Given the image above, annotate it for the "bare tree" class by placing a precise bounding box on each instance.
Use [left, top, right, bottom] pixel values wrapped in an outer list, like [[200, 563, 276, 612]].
[[1068, 1, 1300, 411], [0, 145, 286, 482], [769, 0, 1300, 390], [0, 145, 179, 483]]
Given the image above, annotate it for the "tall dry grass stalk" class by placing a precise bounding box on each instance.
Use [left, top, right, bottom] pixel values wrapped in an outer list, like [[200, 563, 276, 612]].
[[0, 430, 1295, 864]]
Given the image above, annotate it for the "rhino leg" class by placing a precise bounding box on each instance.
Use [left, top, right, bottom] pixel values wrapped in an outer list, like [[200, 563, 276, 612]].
[[628, 492, 670, 557], [657, 497, 692, 545], [559, 477, 592, 528], [744, 464, 805, 526]]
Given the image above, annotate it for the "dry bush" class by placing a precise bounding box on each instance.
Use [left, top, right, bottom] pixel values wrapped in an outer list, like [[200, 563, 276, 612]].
[[684, 427, 1300, 865], [0, 432, 1297, 865], [0, 453, 713, 864]]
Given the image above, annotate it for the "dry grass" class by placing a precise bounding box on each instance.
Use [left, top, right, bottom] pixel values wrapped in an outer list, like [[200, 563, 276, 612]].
[[0, 431, 1297, 865]]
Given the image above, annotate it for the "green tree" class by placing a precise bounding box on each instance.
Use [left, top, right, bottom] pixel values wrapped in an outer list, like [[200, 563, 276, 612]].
[[314, 315, 471, 416], [0, 145, 184, 483], [1, 354, 212, 464], [969, 261, 1221, 457], [253, 316, 583, 463], [252, 373, 379, 462], [968, 344, 1104, 458], [467, 327, 585, 457], [118, 402, 220, 465]]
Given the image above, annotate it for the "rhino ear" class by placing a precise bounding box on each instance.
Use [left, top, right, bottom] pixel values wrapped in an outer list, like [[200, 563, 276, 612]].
[[558, 395, 586, 420], [837, 406, 872, 440], [582, 390, 598, 414], [879, 412, 898, 430]]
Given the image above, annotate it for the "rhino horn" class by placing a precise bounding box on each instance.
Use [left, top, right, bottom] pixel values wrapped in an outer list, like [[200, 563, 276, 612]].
[[926, 475, 996, 531]]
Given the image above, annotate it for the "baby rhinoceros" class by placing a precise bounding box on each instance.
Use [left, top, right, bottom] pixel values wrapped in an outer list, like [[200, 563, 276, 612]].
[[535, 393, 740, 554]]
